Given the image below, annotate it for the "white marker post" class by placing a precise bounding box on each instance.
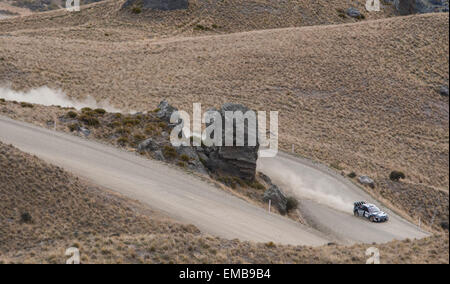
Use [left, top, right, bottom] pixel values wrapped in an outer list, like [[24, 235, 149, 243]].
[[268, 199, 271, 213], [291, 144, 294, 153], [54, 113, 57, 131]]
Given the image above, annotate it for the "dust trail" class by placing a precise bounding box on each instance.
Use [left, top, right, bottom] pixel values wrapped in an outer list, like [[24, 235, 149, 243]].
[[258, 158, 353, 213], [0, 86, 123, 113]]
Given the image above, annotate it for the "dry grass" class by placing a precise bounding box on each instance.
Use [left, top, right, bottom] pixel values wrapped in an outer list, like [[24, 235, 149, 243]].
[[0, 0, 396, 39], [1, 11, 448, 231], [0, 141, 447, 263]]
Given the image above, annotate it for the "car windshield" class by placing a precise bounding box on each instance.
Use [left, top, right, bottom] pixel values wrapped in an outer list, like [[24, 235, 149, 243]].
[[368, 205, 380, 213]]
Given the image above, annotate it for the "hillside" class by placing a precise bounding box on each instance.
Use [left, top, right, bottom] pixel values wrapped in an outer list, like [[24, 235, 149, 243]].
[[0, 141, 447, 263], [1, 8, 448, 227], [0, 0, 397, 38]]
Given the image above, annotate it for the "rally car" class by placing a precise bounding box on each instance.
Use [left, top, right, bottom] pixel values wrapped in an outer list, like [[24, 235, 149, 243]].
[[353, 201, 389, 222]]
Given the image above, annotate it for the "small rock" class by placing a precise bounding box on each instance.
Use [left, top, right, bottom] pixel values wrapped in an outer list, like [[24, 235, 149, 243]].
[[79, 126, 91, 137], [358, 176, 375, 188], [154, 150, 165, 161], [346, 7, 362, 18], [138, 138, 160, 152], [440, 85, 449, 97]]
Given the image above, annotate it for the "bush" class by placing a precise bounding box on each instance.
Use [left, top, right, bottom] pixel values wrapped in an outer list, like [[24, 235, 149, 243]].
[[246, 180, 265, 190], [68, 123, 79, 132], [348, 172, 357, 178], [163, 145, 177, 159], [20, 212, 32, 224], [117, 137, 129, 146], [177, 161, 187, 168], [133, 134, 146, 142], [131, 6, 141, 14], [79, 114, 100, 127], [286, 196, 299, 213], [123, 118, 140, 127], [20, 102, 34, 108], [116, 128, 130, 135], [390, 171, 406, 182], [0, 98, 5, 103], [81, 107, 92, 113], [180, 154, 190, 162], [94, 108, 106, 115], [145, 125, 156, 134], [67, 111, 78, 118]]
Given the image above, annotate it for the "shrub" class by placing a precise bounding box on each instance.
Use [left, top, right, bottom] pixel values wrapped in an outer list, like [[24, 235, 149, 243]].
[[177, 161, 186, 168], [265, 241, 276, 248], [390, 171, 406, 182], [123, 118, 140, 127], [247, 180, 265, 190], [194, 24, 210, 31], [286, 196, 299, 213], [117, 137, 129, 146], [116, 128, 131, 135], [113, 113, 122, 119], [67, 111, 78, 118], [131, 6, 141, 14], [68, 123, 79, 132], [81, 107, 92, 113], [20, 102, 34, 108], [79, 114, 100, 127], [110, 121, 121, 128], [134, 134, 146, 142], [330, 162, 343, 171], [347, 172, 357, 178], [180, 154, 190, 162], [163, 145, 177, 159], [0, 98, 5, 103], [21, 212, 32, 224], [158, 122, 167, 128], [145, 125, 156, 134], [94, 108, 106, 115]]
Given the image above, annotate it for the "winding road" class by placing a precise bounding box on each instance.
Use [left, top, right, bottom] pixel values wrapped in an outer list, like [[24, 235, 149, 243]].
[[0, 116, 429, 246]]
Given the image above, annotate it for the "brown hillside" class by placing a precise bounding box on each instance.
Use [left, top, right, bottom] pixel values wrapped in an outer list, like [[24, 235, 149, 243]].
[[0, 141, 447, 263]]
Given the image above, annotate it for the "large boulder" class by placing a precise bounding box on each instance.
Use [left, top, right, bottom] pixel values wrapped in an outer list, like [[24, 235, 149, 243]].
[[123, 0, 189, 11], [202, 103, 260, 181], [393, 0, 449, 15]]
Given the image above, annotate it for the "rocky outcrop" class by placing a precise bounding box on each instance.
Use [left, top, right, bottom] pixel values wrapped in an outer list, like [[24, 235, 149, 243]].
[[201, 103, 260, 181], [260, 173, 288, 215], [391, 0, 449, 15], [176, 146, 208, 174], [156, 100, 178, 123], [122, 0, 189, 11], [138, 138, 160, 152]]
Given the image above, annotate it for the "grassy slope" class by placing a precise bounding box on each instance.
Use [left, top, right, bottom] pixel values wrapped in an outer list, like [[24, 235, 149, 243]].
[[0, 0, 396, 38], [0, 141, 447, 264], [0, 8, 448, 229]]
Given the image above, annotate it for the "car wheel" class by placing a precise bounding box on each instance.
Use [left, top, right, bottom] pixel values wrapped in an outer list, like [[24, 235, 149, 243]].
[[369, 216, 375, 222]]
